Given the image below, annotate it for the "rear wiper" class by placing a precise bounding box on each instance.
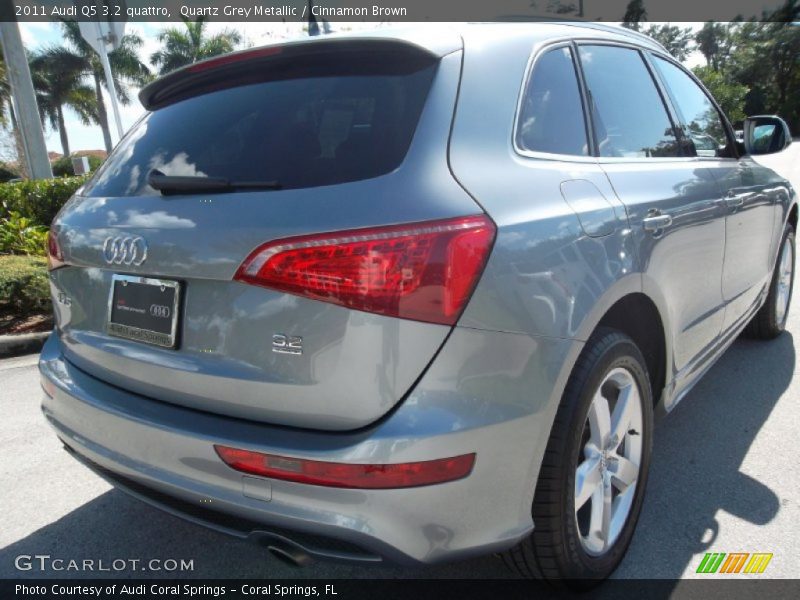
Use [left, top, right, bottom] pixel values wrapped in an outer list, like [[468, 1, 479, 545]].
[[148, 169, 282, 195]]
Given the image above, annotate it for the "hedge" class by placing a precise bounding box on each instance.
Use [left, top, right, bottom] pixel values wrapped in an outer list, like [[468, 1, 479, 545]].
[[0, 162, 19, 183], [52, 155, 104, 177], [0, 255, 51, 315], [0, 175, 88, 227]]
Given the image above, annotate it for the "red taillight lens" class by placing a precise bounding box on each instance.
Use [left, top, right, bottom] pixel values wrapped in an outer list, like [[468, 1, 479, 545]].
[[214, 445, 475, 489], [47, 228, 65, 271], [234, 215, 495, 325]]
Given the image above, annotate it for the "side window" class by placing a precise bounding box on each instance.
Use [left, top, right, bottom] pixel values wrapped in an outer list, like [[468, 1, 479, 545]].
[[516, 46, 589, 156], [651, 56, 733, 158], [578, 45, 679, 158]]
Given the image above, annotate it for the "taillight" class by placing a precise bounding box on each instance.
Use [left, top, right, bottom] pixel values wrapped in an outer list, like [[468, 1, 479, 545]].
[[214, 445, 476, 489], [234, 215, 495, 326], [47, 228, 65, 271]]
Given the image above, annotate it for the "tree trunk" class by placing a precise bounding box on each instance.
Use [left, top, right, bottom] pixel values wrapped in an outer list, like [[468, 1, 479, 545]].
[[94, 72, 113, 154], [9, 107, 28, 179], [57, 105, 70, 156]]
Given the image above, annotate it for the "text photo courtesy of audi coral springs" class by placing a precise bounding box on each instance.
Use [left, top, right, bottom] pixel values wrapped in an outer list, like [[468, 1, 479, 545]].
[[15, 584, 337, 597], [0, 12, 788, 594]]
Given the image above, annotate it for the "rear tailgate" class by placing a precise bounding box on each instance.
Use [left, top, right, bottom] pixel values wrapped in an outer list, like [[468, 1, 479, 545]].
[[49, 34, 486, 431]]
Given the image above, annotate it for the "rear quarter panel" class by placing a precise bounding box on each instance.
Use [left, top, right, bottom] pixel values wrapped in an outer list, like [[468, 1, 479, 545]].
[[450, 27, 639, 342]]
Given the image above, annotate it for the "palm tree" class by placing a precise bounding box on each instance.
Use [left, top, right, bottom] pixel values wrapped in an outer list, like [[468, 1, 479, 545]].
[[151, 17, 242, 76], [0, 47, 12, 128], [59, 20, 151, 154], [0, 47, 27, 177], [30, 47, 97, 156]]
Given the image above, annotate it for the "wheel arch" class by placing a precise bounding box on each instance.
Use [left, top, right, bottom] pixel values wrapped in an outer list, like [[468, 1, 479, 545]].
[[570, 282, 673, 411], [594, 293, 668, 409]]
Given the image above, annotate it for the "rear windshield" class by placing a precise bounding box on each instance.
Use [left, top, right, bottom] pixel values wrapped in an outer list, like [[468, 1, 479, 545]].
[[84, 61, 436, 197]]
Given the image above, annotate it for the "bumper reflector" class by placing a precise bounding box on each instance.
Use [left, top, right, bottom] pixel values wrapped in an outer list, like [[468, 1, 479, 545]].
[[41, 377, 56, 398], [214, 445, 475, 489]]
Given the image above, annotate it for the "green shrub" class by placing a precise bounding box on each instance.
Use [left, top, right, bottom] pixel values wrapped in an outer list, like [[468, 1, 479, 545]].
[[0, 211, 48, 256], [0, 162, 19, 183], [51, 157, 74, 178], [0, 175, 88, 226], [51, 155, 103, 177], [0, 255, 50, 315]]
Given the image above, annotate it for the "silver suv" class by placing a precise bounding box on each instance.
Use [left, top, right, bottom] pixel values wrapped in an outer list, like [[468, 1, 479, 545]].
[[40, 23, 796, 584]]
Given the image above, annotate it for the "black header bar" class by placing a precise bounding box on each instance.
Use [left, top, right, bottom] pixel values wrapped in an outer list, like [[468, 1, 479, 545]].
[[1, 0, 797, 23]]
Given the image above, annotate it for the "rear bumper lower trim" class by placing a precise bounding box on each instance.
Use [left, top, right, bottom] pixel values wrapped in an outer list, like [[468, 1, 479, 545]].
[[39, 330, 563, 565], [57, 437, 382, 564]]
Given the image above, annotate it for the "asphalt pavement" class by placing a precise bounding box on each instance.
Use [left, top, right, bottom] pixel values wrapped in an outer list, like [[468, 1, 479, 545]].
[[1, 146, 798, 581]]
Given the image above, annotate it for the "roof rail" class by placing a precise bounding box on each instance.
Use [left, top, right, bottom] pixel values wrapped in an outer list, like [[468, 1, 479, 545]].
[[490, 18, 668, 54], [559, 21, 669, 53]]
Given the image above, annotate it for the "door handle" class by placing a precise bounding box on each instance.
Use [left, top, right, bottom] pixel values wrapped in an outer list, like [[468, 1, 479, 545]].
[[643, 214, 673, 232], [725, 193, 746, 208]]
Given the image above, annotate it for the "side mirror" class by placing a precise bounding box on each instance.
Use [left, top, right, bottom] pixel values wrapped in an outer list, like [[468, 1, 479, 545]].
[[743, 115, 792, 155]]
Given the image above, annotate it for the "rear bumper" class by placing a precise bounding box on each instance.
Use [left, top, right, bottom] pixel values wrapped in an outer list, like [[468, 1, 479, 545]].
[[39, 327, 579, 566]]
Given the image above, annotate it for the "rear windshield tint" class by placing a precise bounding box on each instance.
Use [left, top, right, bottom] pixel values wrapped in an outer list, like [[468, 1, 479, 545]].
[[84, 61, 436, 197]]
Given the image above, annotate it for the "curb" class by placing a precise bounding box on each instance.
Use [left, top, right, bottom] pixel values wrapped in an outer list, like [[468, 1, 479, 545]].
[[0, 331, 50, 359]]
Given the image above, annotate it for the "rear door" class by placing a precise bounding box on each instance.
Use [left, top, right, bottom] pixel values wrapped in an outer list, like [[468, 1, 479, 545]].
[[648, 54, 777, 332], [578, 43, 728, 380], [49, 38, 485, 431]]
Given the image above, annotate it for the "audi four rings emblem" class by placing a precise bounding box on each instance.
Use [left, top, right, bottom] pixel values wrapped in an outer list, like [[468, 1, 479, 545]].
[[103, 236, 148, 266]]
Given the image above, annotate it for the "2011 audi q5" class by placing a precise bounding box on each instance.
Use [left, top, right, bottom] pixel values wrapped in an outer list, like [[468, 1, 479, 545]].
[[40, 23, 796, 584]]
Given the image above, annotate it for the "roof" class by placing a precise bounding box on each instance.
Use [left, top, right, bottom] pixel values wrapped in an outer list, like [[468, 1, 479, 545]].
[[456, 22, 666, 53], [140, 22, 670, 109], [322, 22, 667, 54]]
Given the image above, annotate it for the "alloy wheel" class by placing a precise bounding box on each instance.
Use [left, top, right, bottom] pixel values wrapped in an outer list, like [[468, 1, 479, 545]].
[[574, 367, 643, 556], [775, 236, 794, 326]]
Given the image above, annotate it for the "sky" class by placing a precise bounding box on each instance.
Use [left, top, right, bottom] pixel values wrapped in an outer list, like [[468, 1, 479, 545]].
[[17, 20, 705, 155], [19, 20, 318, 154]]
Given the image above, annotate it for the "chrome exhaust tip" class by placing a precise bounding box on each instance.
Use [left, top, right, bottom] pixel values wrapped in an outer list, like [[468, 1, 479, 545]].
[[266, 544, 313, 568]]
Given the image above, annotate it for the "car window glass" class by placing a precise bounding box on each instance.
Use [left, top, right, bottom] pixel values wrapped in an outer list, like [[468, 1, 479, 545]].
[[578, 45, 679, 158], [83, 64, 435, 197], [516, 46, 588, 156], [652, 56, 732, 158]]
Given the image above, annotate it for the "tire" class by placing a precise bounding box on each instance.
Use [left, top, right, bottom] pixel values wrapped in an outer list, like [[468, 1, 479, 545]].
[[745, 223, 795, 340], [503, 328, 654, 588]]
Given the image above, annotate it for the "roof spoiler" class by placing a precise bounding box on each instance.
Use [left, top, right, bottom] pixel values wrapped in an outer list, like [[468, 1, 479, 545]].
[[140, 31, 461, 111]]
